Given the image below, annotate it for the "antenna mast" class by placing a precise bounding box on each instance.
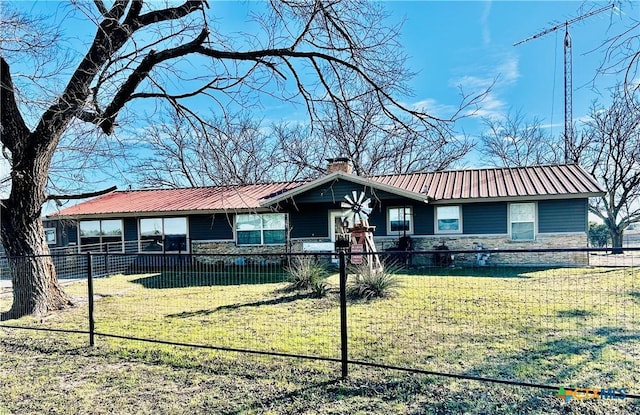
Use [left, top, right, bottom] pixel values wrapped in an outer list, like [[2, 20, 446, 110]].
[[514, 4, 614, 163]]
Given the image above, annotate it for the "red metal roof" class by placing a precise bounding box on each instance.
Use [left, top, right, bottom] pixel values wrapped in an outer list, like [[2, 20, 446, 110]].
[[52, 164, 603, 217], [52, 182, 305, 217], [368, 164, 604, 202]]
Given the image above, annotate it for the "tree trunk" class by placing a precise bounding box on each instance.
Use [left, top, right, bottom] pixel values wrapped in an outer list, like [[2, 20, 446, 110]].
[[0, 157, 73, 320], [610, 230, 624, 254], [1, 207, 73, 320]]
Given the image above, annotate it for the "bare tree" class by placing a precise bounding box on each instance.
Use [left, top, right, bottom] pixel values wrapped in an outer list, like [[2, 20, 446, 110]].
[[479, 89, 639, 253], [308, 93, 475, 175], [134, 110, 301, 188], [1, 1, 479, 319], [580, 88, 640, 252], [595, 1, 640, 107], [478, 110, 563, 167]]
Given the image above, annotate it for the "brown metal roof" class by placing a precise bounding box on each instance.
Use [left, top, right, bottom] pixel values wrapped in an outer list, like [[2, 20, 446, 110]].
[[368, 164, 604, 202], [52, 164, 604, 217]]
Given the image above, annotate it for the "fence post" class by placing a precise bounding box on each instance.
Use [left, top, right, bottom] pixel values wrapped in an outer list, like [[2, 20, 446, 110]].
[[339, 250, 348, 379], [87, 252, 95, 347]]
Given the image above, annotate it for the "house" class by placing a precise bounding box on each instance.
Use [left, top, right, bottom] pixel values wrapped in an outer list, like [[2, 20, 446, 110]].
[[46, 162, 605, 266]]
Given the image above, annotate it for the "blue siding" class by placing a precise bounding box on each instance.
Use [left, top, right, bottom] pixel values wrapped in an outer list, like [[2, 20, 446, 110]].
[[66, 223, 78, 245], [123, 218, 138, 253], [123, 218, 137, 241], [189, 214, 233, 240], [538, 199, 587, 233], [413, 204, 434, 235], [289, 203, 333, 238], [462, 203, 507, 234], [292, 179, 400, 204]]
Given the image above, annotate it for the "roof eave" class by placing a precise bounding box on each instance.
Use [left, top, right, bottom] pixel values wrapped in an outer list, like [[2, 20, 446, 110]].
[[259, 172, 430, 207], [429, 191, 605, 205]]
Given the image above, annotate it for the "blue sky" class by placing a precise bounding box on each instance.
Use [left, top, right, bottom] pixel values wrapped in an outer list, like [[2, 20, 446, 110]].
[[388, 1, 634, 141], [198, 1, 635, 142], [1, 0, 637, 197]]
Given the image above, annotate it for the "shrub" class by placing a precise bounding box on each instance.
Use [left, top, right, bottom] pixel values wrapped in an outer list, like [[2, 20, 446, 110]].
[[311, 280, 330, 298], [589, 222, 610, 247], [285, 256, 327, 292], [347, 263, 401, 300]]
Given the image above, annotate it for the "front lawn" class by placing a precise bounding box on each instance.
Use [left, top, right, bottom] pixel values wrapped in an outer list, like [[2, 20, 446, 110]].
[[0, 266, 638, 414]]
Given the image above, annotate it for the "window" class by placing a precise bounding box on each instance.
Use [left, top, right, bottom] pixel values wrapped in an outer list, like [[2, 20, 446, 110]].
[[44, 228, 57, 245], [236, 213, 286, 246], [510, 203, 535, 241], [435, 206, 461, 233], [79, 219, 123, 252], [388, 207, 413, 235], [140, 217, 188, 252]]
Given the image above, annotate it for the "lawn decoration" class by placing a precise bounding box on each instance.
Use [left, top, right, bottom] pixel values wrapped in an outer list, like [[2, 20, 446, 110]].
[[341, 191, 383, 271]]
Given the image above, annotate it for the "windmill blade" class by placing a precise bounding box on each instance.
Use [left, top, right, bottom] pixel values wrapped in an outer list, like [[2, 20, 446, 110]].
[[351, 191, 359, 205], [340, 201, 352, 209], [342, 209, 355, 222], [357, 192, 366, 204], [361, 199, 373, 215], [344, 194, 355, 205]]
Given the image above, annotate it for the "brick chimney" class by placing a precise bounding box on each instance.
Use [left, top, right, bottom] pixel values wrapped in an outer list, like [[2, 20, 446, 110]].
[[326, 157, 353, 174]]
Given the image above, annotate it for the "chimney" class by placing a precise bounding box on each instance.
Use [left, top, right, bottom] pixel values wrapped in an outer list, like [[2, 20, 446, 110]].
[[326, 157, 353, 174]]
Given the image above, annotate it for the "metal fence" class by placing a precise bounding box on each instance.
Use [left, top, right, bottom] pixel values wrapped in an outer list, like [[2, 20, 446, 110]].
[[1, 248, 639, 398]]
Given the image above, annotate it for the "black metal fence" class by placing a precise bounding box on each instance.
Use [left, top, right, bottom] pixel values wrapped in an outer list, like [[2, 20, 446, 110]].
[[1, 248, 639, 398]]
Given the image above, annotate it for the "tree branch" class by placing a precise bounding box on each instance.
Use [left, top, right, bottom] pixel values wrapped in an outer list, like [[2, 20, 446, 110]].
[[0, 56, 30, 154], [45, 185, 117, 202]]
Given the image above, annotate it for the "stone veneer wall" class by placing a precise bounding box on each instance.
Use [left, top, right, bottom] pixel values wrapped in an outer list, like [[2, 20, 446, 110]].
[[191, 241, 288, 266], [191, 233, 589, 267], [374, 233, 589, 267]]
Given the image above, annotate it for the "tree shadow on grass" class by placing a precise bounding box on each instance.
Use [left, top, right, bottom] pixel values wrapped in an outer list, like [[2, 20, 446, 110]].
[[462, 326, 640, 388], [401, 266, 545, 279], [131, 270, 289, 289], [165, 292, 315, 318]]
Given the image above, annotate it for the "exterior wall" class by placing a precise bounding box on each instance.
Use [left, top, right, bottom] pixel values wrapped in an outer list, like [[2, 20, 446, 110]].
[[380, 233, 589, 267], [538, 199, 587, 233], [191, 240, 288, 266]]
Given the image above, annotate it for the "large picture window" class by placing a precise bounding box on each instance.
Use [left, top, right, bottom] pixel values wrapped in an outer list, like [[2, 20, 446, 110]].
[[79, 219, 123, 252], [236, 213, 286, 246], [388, 207, 413, 235], [435, 206, 461, 233], [139, 217, 188, 252], [510, 203, 536, 241]]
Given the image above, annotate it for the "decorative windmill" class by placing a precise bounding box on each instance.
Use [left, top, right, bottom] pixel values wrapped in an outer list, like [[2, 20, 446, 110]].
[[341, 191, 383, 272]]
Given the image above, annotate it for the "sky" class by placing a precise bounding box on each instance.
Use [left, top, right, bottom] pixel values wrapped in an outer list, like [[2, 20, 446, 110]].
[[0, 0, 638, 201]]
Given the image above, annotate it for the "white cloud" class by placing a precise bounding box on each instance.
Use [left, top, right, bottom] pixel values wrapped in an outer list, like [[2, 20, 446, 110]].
[[481, 1, 492, 46]]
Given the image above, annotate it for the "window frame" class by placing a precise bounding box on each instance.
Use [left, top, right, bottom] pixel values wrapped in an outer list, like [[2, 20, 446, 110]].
[[44, 228, 57, 245], [138, 217, 189, 253], [78, 219, 124, 252], [509, 202, 536, 241], [235, 213, 287, 246], [387, 206, 413, 235], [435, 205, 462, 234]]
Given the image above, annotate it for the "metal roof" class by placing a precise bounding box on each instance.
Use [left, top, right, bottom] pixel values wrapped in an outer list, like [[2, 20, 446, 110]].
[[52, 182, 305, 218], [368, 164, 604, 203], [51, 164, 604, 218]]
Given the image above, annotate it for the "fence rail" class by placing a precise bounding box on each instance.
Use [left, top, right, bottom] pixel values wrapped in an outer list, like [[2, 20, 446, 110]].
[[1, 248, 639, 398]]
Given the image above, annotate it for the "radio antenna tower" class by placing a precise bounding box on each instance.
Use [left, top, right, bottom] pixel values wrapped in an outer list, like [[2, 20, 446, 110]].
[[514, 4, 614, 163]]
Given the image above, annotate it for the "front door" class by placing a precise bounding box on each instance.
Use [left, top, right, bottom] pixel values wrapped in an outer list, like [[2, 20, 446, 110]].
[[329, 210, 351, 242]]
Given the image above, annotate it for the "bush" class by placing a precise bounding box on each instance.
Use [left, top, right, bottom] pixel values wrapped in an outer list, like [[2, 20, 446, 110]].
[[347, 263, 401, 300], [285, 256, 327, 292], [589, 222, 610, 247]]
